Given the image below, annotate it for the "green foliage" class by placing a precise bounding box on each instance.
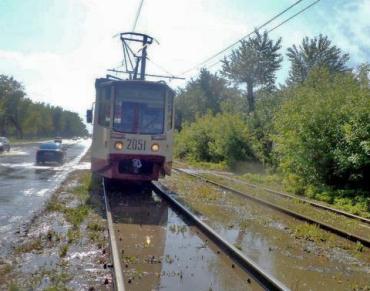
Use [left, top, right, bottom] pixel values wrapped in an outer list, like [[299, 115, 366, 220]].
[[247, 90, 286, 164], [0, 74, 87, 138], [222, 30, 282, 111], [274, 68, 370, 196], [175, 113, 254, 167], [175, 68, 241, 128], [287, 34, 349, 84]]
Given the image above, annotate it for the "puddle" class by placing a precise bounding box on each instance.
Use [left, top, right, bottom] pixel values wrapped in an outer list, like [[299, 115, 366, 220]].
[[161, 173, 370, 290], [109, 186, 261, 291]]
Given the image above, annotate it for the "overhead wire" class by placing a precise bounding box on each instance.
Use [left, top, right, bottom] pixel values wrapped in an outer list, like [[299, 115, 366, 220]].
[[204, 0, 321, 72], [180, 0, 318, 76], [146, 57, 177, 78], [132, 0, 145, 32]]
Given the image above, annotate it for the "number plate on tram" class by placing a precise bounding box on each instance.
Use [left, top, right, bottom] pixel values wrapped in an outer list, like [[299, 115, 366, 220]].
[[127, 139, 146, 151]]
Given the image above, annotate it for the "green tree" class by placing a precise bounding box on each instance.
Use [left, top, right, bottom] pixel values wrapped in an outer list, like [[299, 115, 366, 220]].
[[274, 68, 370, 193], [222, 30, 282, 112], [0, 74, 88, 139], [0, 75, 26, 137], [175, 68, 240, 128], [287, 34, 349, 84]]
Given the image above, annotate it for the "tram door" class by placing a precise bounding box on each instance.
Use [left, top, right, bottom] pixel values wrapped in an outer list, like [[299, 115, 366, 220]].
[[164, 90, 174, 174], [92, 85, 112, 167]]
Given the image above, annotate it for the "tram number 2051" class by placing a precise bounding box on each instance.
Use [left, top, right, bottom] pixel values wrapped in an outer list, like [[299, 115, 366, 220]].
[[127, 138, 146, 151]]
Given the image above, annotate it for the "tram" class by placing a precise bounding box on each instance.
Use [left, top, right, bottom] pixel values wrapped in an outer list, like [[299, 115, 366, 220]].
[[87, 33, 175, 181]]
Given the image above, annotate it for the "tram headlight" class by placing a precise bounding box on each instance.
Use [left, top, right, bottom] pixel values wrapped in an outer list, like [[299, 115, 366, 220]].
[[151, 143, 160, 152], [114, 141, 124, 150]]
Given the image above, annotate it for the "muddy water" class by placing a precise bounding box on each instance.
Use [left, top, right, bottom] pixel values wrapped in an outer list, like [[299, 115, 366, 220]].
[[0, 139, 91, 255], [195, 170, 370, 241], [108, 186, 262, 291], [161, 173, 370, 291]]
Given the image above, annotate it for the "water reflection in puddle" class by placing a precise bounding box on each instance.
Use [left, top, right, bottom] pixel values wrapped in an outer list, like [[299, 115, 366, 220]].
[[109, 186, 259, 291]]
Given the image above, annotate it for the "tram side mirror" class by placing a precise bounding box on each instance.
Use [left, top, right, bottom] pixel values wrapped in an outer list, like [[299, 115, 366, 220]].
[[86, 109, 92, 124]]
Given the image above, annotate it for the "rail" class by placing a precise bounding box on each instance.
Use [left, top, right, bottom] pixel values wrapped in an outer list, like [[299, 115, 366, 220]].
[[152, 181, 289, 291], [174, 168, 370, 247], [102, 178, 125, 291]]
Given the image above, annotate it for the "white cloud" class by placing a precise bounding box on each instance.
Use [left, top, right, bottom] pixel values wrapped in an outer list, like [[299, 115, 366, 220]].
[[1, 0, 369, 120]]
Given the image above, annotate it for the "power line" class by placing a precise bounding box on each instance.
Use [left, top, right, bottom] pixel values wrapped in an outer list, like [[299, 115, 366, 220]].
[[268, 0, 320, 33], [204, 0, 321, 72], [180, 0, 310, 76], [132, 0, 145, 32], [146, 57, 177, 78]]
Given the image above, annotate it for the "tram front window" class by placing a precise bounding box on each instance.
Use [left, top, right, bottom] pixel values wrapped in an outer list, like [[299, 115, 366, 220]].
[[113, 86, 165, 134]]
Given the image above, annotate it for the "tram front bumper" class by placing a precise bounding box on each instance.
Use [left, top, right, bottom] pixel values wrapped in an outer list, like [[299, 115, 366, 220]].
[[108, 154, 165, 181]]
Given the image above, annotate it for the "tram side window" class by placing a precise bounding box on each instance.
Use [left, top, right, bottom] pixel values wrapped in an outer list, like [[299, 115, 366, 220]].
[[167, 92, 174, 130], [98, 87, 111, 127]]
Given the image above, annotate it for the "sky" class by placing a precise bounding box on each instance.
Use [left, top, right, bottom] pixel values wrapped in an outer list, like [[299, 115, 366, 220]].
[[0, 0, 369, 120]]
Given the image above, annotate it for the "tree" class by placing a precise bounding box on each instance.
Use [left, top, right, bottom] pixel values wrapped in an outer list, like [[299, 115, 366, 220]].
[[0, 74, 88, 138], [274, 68, 370, 194], [287, 34, 349, 84], [222, 30, 282, 112], [0, 75, 26, 137], [175, 68, 240, 128]]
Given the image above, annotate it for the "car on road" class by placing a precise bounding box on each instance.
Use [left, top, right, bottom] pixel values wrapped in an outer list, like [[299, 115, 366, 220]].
[[36, 142, 65, 165], [0, 137, 10, 153]]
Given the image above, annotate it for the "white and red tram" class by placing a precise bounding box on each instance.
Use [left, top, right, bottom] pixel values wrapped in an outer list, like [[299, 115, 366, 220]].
[[87, 78, 174, 181]]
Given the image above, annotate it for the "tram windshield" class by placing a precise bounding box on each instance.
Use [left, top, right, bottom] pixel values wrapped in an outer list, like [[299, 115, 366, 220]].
[[113, 85, 165, 134]]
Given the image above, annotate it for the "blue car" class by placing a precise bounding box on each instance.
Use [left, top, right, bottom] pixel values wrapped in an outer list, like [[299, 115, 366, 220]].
[[36, 142, 65, 165]]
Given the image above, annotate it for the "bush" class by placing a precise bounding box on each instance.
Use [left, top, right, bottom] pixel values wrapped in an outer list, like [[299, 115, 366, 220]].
[[274, 68, 370, 193], [175, 113, 254, 167]]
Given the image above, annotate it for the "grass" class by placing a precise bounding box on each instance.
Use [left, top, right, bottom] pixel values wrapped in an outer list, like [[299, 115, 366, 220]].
[[14, 238, 43, 254], [64, 205, 89, 228], [59, 244, 68, 258], [293, 223, 329, 243], [66, 229, 80, 244]]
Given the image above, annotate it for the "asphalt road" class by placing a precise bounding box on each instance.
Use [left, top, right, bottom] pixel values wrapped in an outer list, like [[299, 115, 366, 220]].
[[0, 139, 91, 254]]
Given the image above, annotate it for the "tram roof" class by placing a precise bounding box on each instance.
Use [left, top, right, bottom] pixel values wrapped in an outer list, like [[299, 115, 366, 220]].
[[95, 78, 173, 93]]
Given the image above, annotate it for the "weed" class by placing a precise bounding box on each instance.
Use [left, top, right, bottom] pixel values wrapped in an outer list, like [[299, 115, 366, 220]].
[[46, 197, 64, 213], [87, 221, 105, 232], [64, 205, 89, 227], [293, 223, 329, 243], [169, 224, 187, 234], [59, 244, 68, 257], [15, 238, 43, 254], [239, 220, 249, 230], [197, 185, 219, 201], [8, 283, 20, 291], [66, 229, 80, 244], [355, 241, 364, 252], [164, 254, 174, 264], [122, 256, 138, 264]]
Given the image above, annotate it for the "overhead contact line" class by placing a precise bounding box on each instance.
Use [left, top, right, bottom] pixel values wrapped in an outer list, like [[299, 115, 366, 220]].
[[181, 0, 321, 76]]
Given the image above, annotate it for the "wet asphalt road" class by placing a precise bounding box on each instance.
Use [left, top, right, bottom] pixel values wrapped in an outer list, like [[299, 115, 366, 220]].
[[0, 139, 90, 254]]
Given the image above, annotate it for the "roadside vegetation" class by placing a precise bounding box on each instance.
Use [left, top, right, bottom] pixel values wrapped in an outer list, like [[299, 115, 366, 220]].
[[0, 75, 88, 139], [174, 32, 370, 217]]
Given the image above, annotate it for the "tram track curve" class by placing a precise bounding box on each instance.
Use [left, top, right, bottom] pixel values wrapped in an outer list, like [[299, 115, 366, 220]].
[[102, 178, 289, 291], [173, 168, 370, 248]]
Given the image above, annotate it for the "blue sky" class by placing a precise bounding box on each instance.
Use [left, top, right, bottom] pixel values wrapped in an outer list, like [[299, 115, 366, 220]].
[[0, 0, 369, 117]]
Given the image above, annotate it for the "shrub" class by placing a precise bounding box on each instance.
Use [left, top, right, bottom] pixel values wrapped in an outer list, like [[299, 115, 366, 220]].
[[274, 68, 370, 193], [175, 113, 254, 167]]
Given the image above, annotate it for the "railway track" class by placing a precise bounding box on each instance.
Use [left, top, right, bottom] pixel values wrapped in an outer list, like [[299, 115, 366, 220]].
[[102, 178, 289, 291], [173, 168, 370, 247]]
